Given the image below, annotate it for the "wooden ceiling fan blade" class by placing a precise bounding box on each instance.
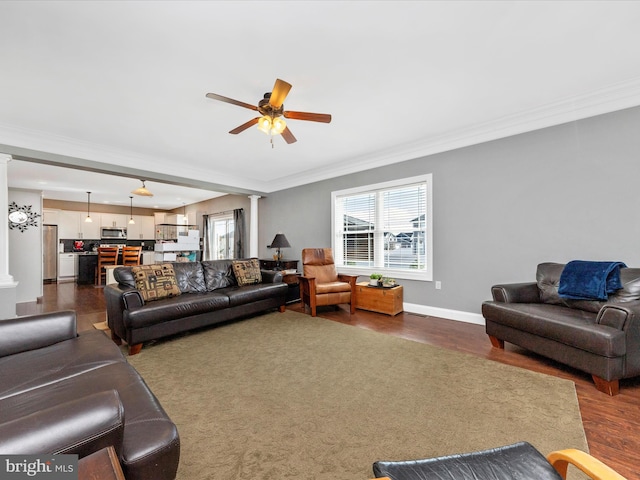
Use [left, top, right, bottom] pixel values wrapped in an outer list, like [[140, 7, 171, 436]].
[[206, 93, 258, 111], [284, 111, 332, 123], [229, 117, 260, 134], [269, 79, 292, 109], [281, 126, 297, 144]]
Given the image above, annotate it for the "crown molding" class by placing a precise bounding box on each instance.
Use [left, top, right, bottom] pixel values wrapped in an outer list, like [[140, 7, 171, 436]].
[[2, 76, 640, 194], [264, 76, 640, 192]]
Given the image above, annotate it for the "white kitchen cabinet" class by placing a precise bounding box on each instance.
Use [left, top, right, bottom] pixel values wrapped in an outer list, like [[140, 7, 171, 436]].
[[58, 253, 78, 281], [43, 209, 60, 225], [154, 212, 178, 225], [59, 211, 101, 239], [80, 214, 101, 239], [100, 213, 128, 228], [128, 216, 155, 239], [58, 211, 83, 239]]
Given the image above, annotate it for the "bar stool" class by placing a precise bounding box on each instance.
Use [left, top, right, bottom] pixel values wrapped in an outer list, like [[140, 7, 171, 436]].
[[122, 246, 142, 266], [95, 247, 119, 286]]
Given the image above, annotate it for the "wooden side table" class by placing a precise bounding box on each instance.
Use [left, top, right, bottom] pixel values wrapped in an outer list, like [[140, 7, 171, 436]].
[[354, 282, 403, 316], [78, 446, 126, 480]]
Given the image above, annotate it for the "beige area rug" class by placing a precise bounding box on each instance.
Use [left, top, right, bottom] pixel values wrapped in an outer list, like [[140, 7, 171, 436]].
[[93, 321, 109, 331], [126, 310, 588, 480]]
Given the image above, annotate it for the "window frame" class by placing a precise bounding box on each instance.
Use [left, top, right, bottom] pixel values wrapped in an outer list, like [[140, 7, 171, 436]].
[[331, 174, 433, 282], [204, 212, 235, 260]]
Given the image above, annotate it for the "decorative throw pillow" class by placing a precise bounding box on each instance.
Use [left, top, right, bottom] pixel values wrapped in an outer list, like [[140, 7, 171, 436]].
[[132, 264, 181, 302], [232, 259, 262, 286]]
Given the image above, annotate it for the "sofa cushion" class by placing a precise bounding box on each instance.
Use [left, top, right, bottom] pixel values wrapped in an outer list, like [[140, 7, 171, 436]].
[[219, 282, 288, 307], [608, 268, 640, 303], [0, 310, 77, 357], [316, 281, 352, 294], [537, 263, 640, 313], [482, 302, 625, 357], [0, 330, 125, 401], [123, 293, 230, 329], [132, 264, 181, 303], [231, 259, 262, 286], [568, 267, 640, 313], [202, 260, 236, 290], [536, 263, 565, 305], [172, 262, 207, 293]]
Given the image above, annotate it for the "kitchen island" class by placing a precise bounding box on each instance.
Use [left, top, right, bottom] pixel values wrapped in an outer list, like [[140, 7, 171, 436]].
[[77, 252, 98, 285]]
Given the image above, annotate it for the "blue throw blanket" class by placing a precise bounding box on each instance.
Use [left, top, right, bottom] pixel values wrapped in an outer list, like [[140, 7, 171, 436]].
[[558, 260, 627, 301]]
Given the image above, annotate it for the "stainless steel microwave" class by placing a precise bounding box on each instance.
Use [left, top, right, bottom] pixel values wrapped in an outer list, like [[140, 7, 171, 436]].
[[101, 227, 127, 239]]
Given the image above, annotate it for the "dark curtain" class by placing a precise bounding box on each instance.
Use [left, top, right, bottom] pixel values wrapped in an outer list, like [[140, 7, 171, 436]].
[[202, 214, 211, 260], [233, 208, 245, 259]]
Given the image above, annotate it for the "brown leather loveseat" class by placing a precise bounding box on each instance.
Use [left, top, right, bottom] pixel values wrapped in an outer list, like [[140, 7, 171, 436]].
[[482, 262, 640, 395], [0, 310, 180, 480]]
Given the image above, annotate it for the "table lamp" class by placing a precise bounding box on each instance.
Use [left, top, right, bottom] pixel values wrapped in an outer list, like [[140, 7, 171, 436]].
[[269, 233, 291, 270]]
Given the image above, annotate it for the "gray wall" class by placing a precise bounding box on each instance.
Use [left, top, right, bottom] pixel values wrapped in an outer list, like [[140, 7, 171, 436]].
[[259, 106, 640, 317]]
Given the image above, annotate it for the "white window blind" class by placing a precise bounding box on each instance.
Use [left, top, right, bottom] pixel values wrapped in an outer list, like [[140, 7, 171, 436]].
[[332, 174, 432, 281]]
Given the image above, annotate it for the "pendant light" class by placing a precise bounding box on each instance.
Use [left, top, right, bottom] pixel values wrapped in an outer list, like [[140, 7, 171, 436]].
[[128, 196, 135, 224], [131, 179, 154, 197], [84, 192, 92, 223]]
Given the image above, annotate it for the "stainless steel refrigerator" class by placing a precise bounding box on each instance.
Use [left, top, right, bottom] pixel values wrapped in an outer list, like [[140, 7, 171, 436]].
[[43, 224, 58, 282]]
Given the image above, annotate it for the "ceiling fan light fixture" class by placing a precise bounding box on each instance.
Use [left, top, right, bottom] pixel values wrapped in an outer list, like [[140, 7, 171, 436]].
[[207, 78, 328, 144], [272, 117, 286, 134], [131, 180, 154, 197], [257, 115, 286, 136], [257, 115, 272, 134]]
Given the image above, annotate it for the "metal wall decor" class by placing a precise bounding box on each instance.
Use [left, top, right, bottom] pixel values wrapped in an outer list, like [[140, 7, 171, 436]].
[[8, 202, 40, 232]]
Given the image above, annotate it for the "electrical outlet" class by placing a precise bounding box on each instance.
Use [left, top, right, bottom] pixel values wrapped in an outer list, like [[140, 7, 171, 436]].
[[435, 281, 442, 290]]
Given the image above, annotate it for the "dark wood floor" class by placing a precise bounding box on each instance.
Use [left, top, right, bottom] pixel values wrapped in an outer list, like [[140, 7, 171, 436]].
[[19, 283, 640, 479]]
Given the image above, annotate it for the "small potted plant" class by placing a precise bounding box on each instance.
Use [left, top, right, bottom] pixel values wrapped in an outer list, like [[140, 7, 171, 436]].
[[369, 273, 383, 286]]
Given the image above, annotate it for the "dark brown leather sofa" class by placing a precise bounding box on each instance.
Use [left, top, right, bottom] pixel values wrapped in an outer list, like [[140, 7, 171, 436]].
[[482, 262, 640, 395], [105, 259, 288, 355], [0, 310, 179, 480]]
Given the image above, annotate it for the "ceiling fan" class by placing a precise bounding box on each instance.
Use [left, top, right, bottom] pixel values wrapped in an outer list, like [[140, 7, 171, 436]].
[[206, 78, 331, 145]]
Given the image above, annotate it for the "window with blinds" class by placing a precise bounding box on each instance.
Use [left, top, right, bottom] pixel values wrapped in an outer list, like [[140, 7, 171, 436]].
[[332, 174, 432, 281]]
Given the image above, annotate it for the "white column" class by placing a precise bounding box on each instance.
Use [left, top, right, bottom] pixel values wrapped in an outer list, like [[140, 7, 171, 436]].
[[0, 153, 18, 318], [248, 195, 261, 258]]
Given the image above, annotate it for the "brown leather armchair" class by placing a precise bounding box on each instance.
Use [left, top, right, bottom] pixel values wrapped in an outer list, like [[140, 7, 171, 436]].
[[299, 248, 357, 317]]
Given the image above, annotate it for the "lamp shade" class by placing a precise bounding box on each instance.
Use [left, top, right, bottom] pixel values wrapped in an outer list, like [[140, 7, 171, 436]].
[[270, 233, 291, 249], [132, 180, 154, 197]]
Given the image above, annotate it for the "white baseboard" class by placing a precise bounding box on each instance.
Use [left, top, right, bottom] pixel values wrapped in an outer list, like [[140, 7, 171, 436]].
[[403, 302, 485, 326]]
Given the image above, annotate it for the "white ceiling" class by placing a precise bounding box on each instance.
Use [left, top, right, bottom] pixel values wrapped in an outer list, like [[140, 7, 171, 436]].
[[2, 1, 640, 210]]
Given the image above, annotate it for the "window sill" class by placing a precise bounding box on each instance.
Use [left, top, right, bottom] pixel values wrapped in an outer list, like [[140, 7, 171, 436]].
[[337, 266, 432, 282]]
